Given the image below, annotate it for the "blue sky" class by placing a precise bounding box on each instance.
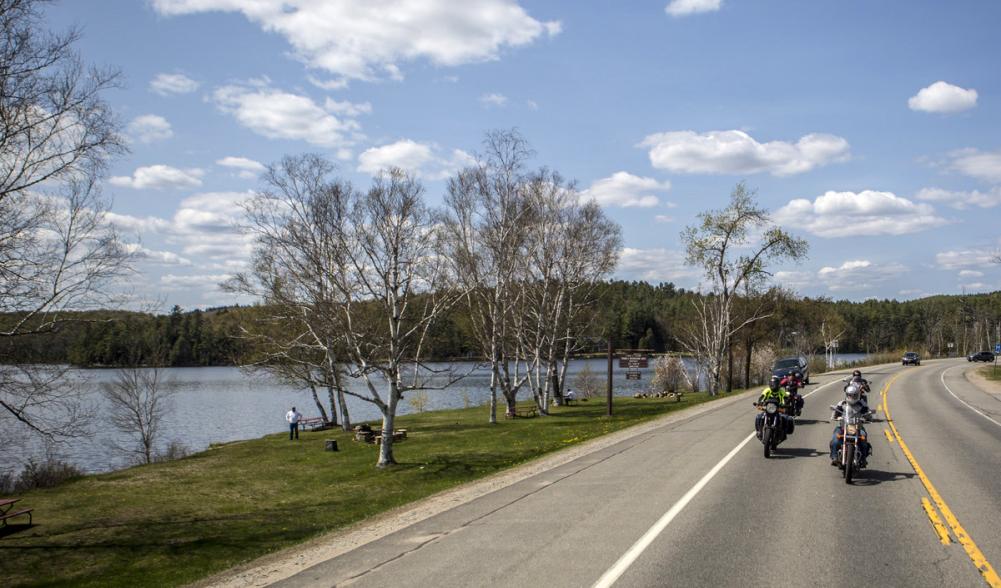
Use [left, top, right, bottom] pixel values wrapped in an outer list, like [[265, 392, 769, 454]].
[[44, 0, 1001, 309]]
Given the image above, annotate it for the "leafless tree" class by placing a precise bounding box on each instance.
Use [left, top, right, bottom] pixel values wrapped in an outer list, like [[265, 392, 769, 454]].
[[442, 131, 620, 417], [679, 182, 808, 394], [440, 129, 534, 422], [1, 0, 128, 450], [234, 156, 463, 467], [102, 366, 174, 465], [517, 171, 620, 412], [225, 154, 354, 431]]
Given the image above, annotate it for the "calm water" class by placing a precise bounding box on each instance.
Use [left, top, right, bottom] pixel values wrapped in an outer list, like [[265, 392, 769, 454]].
[[16, 354, 866, 474]]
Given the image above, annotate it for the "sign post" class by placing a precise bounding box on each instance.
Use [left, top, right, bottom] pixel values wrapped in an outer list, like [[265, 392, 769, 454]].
[[995, 343, 1000, 376]]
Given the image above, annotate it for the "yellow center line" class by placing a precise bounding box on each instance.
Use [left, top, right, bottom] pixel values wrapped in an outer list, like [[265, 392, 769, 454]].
[[883, 429, 895, 443], [883, 371, 1001, 587], [922, 497, 952, 545]]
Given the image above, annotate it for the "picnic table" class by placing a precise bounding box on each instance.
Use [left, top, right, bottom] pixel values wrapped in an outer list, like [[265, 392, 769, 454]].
[[0, 497, 33, 527], [298, 417, 328, 431]]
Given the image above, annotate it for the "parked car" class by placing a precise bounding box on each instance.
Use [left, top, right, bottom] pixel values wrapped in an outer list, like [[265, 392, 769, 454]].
[[968, 351, 995, 362], [771, 356, 810, 384], [902, 352, 920, 366]]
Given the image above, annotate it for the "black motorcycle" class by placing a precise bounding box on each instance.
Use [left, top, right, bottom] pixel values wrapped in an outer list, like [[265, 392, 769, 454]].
[[833, 402, 867, 484], [755, 397, 792, 458]]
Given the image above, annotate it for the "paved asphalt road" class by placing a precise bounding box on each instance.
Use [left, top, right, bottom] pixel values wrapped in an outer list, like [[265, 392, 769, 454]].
[[276, 359, 1001, 588]]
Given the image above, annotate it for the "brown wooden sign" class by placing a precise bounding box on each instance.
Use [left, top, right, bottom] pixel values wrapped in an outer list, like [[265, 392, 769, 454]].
[[619, 356, 648, 369], [625, 372, 641, 380]]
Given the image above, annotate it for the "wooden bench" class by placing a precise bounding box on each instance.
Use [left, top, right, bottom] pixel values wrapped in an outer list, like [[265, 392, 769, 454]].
[[0, 507, 32, 527], [505, 406, 538, 418]]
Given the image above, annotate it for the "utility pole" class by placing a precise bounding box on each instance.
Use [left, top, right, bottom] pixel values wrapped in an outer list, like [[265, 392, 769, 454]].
[[607, 339, 613, 417]]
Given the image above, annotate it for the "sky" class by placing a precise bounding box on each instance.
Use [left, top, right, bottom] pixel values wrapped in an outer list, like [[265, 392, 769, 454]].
[[42, 0, 1001, 310]]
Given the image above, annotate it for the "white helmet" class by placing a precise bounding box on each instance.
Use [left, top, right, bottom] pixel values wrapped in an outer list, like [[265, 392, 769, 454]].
[[845, 384, 860, 402]]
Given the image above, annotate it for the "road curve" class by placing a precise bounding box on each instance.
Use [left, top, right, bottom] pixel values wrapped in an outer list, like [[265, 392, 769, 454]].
[[271, 360, 1001, 588]]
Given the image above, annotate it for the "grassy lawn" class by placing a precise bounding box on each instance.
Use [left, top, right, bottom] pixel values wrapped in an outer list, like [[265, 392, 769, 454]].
[[0, 391, 741, 587]]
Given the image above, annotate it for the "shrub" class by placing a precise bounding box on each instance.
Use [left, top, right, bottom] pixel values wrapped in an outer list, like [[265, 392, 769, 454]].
[[10, 457, 83, 492]]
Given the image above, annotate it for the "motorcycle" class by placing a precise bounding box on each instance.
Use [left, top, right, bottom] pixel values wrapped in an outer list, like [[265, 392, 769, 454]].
[[832, 401, 868, 484], [783, 371, 805, 416], [755, 397, 791, 458]]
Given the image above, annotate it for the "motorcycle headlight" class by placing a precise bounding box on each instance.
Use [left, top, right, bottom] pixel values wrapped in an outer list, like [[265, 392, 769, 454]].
[[846, 424, 858, 435], [766, 403, 777, 414]]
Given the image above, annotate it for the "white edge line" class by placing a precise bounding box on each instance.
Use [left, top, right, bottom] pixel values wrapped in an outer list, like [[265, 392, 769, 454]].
[[941, 364, 1001, 428], [591, 376, 842, 588]]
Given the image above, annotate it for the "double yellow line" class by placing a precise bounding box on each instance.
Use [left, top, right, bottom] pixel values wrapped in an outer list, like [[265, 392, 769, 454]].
[[882, 371, 1001, 587]]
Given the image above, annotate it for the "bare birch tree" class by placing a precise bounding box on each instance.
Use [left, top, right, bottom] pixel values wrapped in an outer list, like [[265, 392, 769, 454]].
[[440, 130, 533, 422], [226, 154, 354, 431], [1, 0, 128, 450], [234, 156, 462, 467], [679, 182, 807, 394], [518, 170, 620, 412]]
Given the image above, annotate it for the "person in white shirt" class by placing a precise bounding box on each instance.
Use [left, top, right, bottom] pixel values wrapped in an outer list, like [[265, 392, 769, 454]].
[[565, 389, 576, 403], [286, 406, 302, 440]]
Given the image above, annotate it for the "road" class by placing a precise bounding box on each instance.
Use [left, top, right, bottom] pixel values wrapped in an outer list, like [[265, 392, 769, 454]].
[[275, 359, 1001, 588]]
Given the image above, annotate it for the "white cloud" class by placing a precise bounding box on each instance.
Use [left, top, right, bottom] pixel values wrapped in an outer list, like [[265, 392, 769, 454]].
[[959, 270, 984, 278], [357, 139, 474, 180], [616, 248, 697, 283], [947, 148, 1001, 183], [149, 72, 199, 96], [160, 273, 233, 291], [915, 186, 1001, 209], [217, 156, 266, 179], [480, 93, 508, 108], [639, 130, 850, 176], [773, 270, 813, 291], [666, 0, 721, 17], [152, 0, 560, 82], [774, 190, 948, 237], [655, 215, 674, 223], [307, 75, 349, 91], [581, 172, 670, 208], [127, 114, 173, 143], [124, 244, 192, 266], [908, 81, 978, 114], [817, 259, 908, 291], [935, 248, 995, 270], [323, 97, 372, 117], [526, 99, 539, 110], [959, 282, 992, 292], [109, 165, 204, 190], [212, 81, 363, 149], [105, 212, 172, 234]]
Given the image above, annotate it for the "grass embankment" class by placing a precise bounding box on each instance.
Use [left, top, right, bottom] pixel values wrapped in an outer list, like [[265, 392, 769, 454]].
[[1, 392, 738, 588], [980, 365, 1001, 381]]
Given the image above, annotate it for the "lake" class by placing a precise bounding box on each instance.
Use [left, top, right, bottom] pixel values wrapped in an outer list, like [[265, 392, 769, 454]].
[[12, 354, 866, 474]]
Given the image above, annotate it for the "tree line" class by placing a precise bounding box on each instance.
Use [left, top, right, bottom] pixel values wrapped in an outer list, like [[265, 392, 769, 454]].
[[4, 285, 998, 367]]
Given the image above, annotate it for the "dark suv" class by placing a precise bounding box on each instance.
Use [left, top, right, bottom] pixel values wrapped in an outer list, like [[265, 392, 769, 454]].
[[771, 356, 810, 384], [968, 351, 995, 362], [902, 352, 920, 366]]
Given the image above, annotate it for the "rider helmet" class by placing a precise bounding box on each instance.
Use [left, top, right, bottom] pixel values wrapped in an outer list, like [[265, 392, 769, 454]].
[[769, 375, 781, 391], [852, 369, 862, 379], [845, 384, 861, 403]]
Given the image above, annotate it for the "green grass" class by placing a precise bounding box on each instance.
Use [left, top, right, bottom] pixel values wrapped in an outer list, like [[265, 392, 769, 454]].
[[980, 365, 1001, 381], [0, 392, 740, 587]]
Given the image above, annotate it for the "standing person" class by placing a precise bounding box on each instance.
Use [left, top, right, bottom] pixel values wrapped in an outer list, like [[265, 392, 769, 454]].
[[286, 406, 302, 440]]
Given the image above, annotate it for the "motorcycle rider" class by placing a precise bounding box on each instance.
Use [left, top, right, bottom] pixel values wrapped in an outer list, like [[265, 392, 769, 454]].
[[830, 384, 871, 467], [756, 376, 794, 438], [780, 371, 805, 416]]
